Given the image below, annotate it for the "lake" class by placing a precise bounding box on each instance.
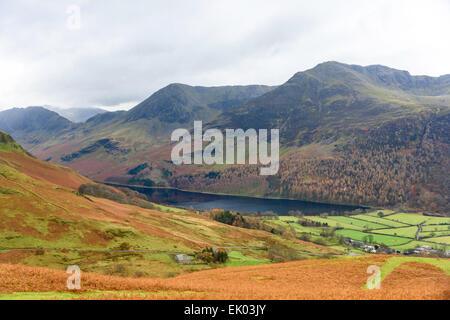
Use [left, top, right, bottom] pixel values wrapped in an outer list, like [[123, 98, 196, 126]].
[[109, 184, 366, 216]]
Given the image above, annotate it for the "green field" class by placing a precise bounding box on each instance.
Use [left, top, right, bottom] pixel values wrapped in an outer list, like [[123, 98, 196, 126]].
[[390, 240, 447, 251], [353, 214, 409, 228], [425, 236, 450, 245], [371, 226, 418, 238], [327, 216, 387, 229], [335, 229, 412, 246], [265, 217, 324, 235], [294, 211, 450, 253], [366, 209, 395, 217], [225, 251, 271, 267], [421, 231, 450, 238], [305, 216, 364, 231], [422, 225, 450, 232], [384, 213, 450, 225]]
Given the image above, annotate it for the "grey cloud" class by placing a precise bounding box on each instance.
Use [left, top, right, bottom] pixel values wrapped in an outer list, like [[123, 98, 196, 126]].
[[0, 0, 449, 110]]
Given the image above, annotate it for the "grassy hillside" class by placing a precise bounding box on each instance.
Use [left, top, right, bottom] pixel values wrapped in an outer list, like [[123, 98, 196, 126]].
[[0, 137, 338, 278], [1, 135, 448, 300], [0, 131, 27, 154]]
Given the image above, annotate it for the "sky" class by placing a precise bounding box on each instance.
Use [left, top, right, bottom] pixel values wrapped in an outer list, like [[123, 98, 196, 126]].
[[0, 0, 449, 111]]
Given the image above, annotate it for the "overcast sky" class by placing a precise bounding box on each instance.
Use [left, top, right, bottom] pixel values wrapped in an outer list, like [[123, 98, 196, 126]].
[[0, 0, 449, 111]]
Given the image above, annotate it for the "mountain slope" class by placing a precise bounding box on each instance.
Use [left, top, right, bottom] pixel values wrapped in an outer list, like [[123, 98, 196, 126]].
[[0, 131, 27, 154], [0, 107, 77, 150], [214, 61, 449, 143], [0, 84, 275, 180], [173, 62, 450, 212], [124, 84, 275, 123], [0, 132, 333, 277]]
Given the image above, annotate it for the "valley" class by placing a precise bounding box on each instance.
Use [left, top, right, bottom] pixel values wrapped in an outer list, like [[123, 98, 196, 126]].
[[272, 211, 450, 253], [0, 131, 341, 279], [0, 129, 448, 300], [1, 62, 448, 213], [0, 62, 449, 301], [2, 0, 450, 303]]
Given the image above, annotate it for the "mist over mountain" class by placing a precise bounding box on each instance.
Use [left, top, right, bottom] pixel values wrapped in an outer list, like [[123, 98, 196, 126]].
[[45, 106, 107, 123]]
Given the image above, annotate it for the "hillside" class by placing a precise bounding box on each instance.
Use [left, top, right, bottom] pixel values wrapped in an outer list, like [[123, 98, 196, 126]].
[[215, 62, 450, 142], [0, 107, 77, 150], [0, 255, 448, 299], [0, 132, 27, 154], [0, 133, 336, 278]]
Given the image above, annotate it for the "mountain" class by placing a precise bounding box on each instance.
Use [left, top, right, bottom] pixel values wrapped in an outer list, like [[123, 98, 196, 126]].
[[0, 84, 275, 178], [171, 62, 450, 212], [1, 63, 449, 212], [0, 107, 77, 150], [214, 61, 450, 142], [125, 84, 275, 123], [45, 106, 107, 123], [0, 107, 73, 132]]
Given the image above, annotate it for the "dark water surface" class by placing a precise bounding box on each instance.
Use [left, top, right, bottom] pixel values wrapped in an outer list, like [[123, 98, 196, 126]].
[[110, 184, 365, 215]]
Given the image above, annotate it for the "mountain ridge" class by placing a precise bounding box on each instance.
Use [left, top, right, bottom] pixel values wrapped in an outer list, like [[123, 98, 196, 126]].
[[1, 62, 449, 212], [124, 83, 276, 123]]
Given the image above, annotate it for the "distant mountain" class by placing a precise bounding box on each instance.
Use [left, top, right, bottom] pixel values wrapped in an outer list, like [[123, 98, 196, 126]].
[[0, 83, 274, 170], [45, 106, 107, 122], [0, 107, 76, 149], [0, 107, 72, 132], [125, 84, 275, 123]]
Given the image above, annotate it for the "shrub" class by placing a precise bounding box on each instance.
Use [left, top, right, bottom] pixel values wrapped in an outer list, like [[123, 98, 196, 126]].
[[299, 233, 311, 242], [195, 247, 228, 264], [214, 210, 236, 225], [113, 264, 126, 276], [118, 242, 131, 251], [214, 248, 228, 263], [78, 183, 156, 210], [312, 238, 327, 246]]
